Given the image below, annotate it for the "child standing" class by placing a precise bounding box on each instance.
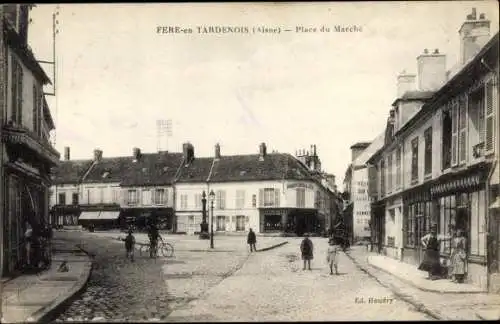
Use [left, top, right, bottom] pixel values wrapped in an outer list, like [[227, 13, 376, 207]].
[[326, 237, 341, 275], [123, 229, 135, 262]]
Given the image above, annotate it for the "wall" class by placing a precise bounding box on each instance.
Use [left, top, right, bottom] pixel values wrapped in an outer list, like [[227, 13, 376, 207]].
[[50, 184, 79, 206], [384, 198, 403, 260], [81, 182, 121, 205], [352, 168, 371, 239]]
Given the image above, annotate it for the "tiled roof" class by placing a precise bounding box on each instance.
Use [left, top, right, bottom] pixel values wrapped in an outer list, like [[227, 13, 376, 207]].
[[207, 153, 313, 183], [121, 152, 184, 186], [52, 159, 93, 185], [175, 157, 214, 183], [83, 156, 134, 184]]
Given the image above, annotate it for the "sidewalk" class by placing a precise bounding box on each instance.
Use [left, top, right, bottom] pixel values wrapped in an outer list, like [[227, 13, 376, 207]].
[[347, 247, 500, 320], [1, 240, 92, 323]]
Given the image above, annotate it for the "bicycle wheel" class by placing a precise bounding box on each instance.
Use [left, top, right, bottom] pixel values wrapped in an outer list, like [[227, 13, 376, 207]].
[[139, 245, 148, 256], [161, 243, 174, 257]]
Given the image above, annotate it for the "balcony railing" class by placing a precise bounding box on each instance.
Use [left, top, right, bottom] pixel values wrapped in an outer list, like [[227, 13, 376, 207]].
[[472, 142, 485, 159]]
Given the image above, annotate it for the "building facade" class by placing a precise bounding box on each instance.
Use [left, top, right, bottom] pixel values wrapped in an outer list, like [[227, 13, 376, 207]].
[[1, 5, 60, 276], [368, 9, 499, 291]]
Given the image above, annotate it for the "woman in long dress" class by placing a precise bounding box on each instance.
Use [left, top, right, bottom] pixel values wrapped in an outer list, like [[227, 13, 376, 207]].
[[418, 224, 451, 280], [449, 230, 467, 283]]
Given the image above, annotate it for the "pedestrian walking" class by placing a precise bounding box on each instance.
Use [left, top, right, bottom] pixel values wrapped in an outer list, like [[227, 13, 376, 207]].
[[326, 237, 341, 275], [123, 228, 135, 262], [247, 228, 257, 252], [418, 224, 451, 280], [300, 234, 314, 270], [449, 229, 467, 283]]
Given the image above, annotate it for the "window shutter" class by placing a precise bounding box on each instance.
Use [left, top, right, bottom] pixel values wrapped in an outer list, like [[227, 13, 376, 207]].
[[451, 101, 459, 166], [259, 189, 264, 207], [11, 58, 17, 122], [17, 63, 23, 124], [485, 81, 495, 153], [458, 97, 467, 163], [274, 189, 280, 207]]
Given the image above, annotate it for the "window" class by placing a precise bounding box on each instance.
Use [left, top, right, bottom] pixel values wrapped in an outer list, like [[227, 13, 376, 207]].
[[451, 100, 459, 166], [194, 193, 202, 209], [11, 56, 23, 125], [485, 81, 495, 154], [58, 193, 66, 205], [127, 190, 138, 205], [260, 188, 280, 207], [387, 153, 393, 193], [411, 137, 419, 183], [236, 215, 245, 231], [296, 188, 305, 208], [396, 147, 401, 189], [233, 190, 245, 209], [380, 159, 385, 198], [216, 216, 226, 231], [180, 194, 188, 209], [99, 187, 105, 204], [405, 202, 432, 248], [72, 193, 78, 205], [112, 188, 120, 204], [154, 189, 166, 205], [458, 97, 467, 164], [252, 194, 257, 207], [216, 190, 226, 209], [264, 214, 282, 231], [357, 188, 365, 194], [442, 109, 452, 169], [424, 127, 433, 176], [32, 84, 41, 136]]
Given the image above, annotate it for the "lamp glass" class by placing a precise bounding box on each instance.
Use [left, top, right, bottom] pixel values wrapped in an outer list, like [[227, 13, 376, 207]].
[[209, 190, 215, 202]]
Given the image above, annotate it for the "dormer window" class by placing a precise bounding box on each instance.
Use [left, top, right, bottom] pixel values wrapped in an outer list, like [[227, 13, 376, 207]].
[[163, 166, 169, 172], [102, 171, 110, 178], [240, 170, 247, 176]]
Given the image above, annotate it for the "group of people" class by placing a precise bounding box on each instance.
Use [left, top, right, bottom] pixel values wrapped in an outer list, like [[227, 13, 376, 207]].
[[247, 228, 345, 275], [122, 223, 164, 262], [418, 224, 468, 283], [24, 221, 53, 271]]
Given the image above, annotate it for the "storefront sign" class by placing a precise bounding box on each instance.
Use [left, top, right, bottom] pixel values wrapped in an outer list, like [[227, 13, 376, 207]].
[[287, 182, 314, 189], [430, 174, 482, 196]]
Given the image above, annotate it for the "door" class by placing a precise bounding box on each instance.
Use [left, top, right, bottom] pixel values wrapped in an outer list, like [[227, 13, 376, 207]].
[[216, 216, 226, 231], [236, 216, 245, 231]]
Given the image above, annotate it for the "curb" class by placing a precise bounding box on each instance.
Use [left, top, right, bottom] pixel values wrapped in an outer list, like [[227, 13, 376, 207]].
[[368, 261, 487, 294], [31, 245, 93, 323], [345, 252, 444, 320], [257, 241, 288, 252]]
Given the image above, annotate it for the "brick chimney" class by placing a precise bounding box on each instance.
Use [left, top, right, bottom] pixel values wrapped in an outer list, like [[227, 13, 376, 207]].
[[93, 149, 103, 162], [259, 143, 267, 161], [64, 147, 70, 161], [417, 48, 446, 92], [133, 147, 141, 160], [396, 71, 417, 98], [182, 142, 195, 164], [459, 8, 491, 64], [214, 143, 221, 160]]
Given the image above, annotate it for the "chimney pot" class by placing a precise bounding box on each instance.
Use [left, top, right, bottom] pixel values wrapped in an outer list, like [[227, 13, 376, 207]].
[[479, 13, 485, 20], [215, 143, 221, 159], [93, 149, 103, 162], [424, 48, 429, 54], [259, 142, 267, 159], [133, 147, 141, 160], [64, 147, 70, 161], [434, 49, 439, 54]]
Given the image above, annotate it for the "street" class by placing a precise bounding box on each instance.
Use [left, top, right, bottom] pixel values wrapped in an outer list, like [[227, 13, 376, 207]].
[[51, 232, 432, 321]]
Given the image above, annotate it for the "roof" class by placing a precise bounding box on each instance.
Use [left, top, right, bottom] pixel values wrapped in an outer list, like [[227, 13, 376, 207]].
[[52, 159, 94, 185], [350, 142, 371, 149], [121, 152, 184, 187], [207, 153, 312, 183], [353, 132, 386, 166], [83, 156, 134, 184], [175, 157, 214, 183], [3, 20, 52, 85], [392, 90, 435, 106]]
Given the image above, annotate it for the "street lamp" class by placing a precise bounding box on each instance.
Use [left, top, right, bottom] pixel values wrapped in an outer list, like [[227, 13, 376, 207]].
[[208, 190, 215, 249], [199, 191, 209, 239]]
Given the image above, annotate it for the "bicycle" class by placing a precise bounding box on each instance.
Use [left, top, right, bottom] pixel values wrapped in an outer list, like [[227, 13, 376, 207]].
[[138, 241, 174, 258]]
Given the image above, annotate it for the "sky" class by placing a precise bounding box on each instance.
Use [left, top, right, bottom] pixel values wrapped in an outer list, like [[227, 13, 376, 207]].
[[27, 2, 499, 187]]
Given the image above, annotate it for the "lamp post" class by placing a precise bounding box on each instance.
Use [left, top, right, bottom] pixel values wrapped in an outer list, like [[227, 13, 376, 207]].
[[208, 190, 215, 249], [199, 191, 209, 239]]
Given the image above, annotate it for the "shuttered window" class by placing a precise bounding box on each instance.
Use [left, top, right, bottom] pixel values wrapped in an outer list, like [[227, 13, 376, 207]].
[[296, 188, 305, 208], [396, 147, 401, 189], [216, 190, 226, 209], [451, 101, 459, 166], [11, 57, 23, 125], [458, 96, 467, 164], [424, 127, 433, 176], [387, 153, 393, 193], [411, 137, 419, 183], [485, 80, 495, 154]]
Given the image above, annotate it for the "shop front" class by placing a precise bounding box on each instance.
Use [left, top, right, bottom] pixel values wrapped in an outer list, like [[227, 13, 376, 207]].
[[78, 204, 121, 231], [51, 204, 81, 229], [402, 183, 434, 266], [119, 207, 175, 232], [259, 208, 322, 236], [430, 162, 491, 289]]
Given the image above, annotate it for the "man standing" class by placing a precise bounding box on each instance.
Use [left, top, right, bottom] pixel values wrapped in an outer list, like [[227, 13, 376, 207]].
[[300, 234, 314, 270], [247, 228, 257, 252], [148, 223, 162, 258]]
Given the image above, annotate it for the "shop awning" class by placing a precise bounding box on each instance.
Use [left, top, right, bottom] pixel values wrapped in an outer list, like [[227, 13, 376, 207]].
[[99, 211, 120, 220], [489, 197, 500, 210], [79, 211, 101, 220]]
